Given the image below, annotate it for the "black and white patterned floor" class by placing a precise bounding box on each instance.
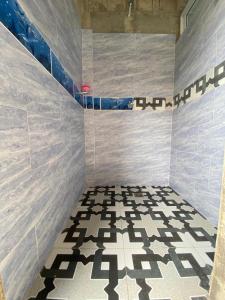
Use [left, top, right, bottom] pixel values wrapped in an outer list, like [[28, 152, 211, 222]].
[[27, 186, 216, 300]]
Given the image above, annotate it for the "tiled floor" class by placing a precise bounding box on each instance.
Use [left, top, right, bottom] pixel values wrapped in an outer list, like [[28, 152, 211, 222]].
[[26, 186, 216, 300]]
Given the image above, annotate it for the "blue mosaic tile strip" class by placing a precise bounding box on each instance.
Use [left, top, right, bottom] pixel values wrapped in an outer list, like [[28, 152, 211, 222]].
[[83, 96, 94, 109], [51, 51, 74, 97], [94, 98, 101, 110], [74, 84, 80, 95], [27, 26, 51, 72], [101, 98, 133, 110], [83, 96, 87, 108], [75, 93, 84, 108], [87, 96, 94, 109]]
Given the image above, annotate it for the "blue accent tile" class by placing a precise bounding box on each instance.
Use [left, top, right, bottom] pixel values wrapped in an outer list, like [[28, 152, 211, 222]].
[[117, 98, 134, 110], [0, 0, 51, 72], [26, 26, 51, 72], [101, 98, 133, 110], [0, 0, 27, 40], [86, 96, 93, 109], [83, 96, 93, 109], [94, 98, 101, 110], [74, 84, 80, 95], [51, 52, 73, 97], [101, 98, 116, 110], [75, 93, 84, 107], [83, 96, 87, 109]]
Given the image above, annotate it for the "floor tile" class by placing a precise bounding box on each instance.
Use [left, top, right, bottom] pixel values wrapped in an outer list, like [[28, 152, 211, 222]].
[[125, 247, 211, 300], [26, 185, 216, 300], [27, 247, 128, 300]]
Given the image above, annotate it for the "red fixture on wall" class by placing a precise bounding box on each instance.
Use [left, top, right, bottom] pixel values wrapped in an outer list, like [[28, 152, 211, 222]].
[[81, 84, 90, 94]]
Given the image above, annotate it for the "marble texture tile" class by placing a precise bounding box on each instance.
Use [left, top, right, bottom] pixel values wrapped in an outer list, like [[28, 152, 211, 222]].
[[91, 33, 175, 98], [84, 110, 95, 187], [134, 34, 175, 97], [0, 24, 85, 300], [82, 29, 94, 94], [0, 229, 39, 300], [35, 183, 70, 266], [170, 87, 225, 226], [28, 115, 65, 169], [85, 110, 172, 186], [0, 167, 52, 261]]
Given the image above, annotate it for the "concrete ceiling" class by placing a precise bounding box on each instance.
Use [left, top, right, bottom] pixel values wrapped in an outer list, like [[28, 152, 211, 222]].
[[75, 0, 189, 37]]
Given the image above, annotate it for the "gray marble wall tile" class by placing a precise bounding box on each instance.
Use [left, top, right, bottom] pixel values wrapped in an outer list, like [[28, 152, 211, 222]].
[[28, 115, 65, 169], [0, 24, 85, 300], [85, 110, 172, 186], [18, 0, 82, 87], [0, 105, 29, 153], [170, 87, 225, 226], [82, 29, 94, 93], [171, 0, 225, 226], [0, 229, 39, 300], [134, 34, 175, 97], [35, 180, 68, 265], [84, 110, 95, 186], [92, 33, 135, 97], [216, 22, 225, 64], [0, 166, 53, 261], [90, 33, 175, 97], [27, 90, 61, 120]]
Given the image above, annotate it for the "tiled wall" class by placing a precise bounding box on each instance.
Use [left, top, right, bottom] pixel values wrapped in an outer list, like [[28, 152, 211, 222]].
[[209, 154, 225, 300], [18, 0, 82, 88], [82, 30, 175, 98], [0, 0, 82, 102], [170, 0, 225, 226], [0, 18, 85, 300], [85, 110, 172, 187], [83, 31, 174, 187], [1, 5, 225, 300], [82, 29, 94, 95], [175, 0, 225, 94]]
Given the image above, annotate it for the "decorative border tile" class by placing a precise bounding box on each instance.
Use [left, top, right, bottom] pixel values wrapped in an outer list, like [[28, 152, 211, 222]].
[[83, 58, 225, 111], [85, 58, 225, 111], [82, 97, 173, 111], [133, 97, 173, 111], [174, 60, 225, 108]]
